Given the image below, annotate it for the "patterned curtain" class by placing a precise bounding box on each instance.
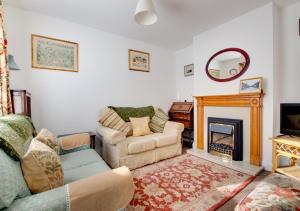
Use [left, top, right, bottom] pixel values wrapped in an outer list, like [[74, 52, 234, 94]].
[[0, 0, 12, 116]]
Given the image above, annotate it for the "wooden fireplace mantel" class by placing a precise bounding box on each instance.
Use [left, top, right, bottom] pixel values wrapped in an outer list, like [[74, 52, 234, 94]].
[[195, 93, 264, 166]]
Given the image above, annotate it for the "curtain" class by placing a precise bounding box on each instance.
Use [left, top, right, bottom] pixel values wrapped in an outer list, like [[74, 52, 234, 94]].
[[0, 0, 12, 116]]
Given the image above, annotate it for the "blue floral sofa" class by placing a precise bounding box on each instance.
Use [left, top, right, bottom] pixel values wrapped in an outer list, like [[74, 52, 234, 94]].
[[0, 115, 134, 211]]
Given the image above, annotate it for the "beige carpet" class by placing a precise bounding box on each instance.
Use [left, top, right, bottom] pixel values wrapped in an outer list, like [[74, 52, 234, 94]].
[[217, 171, 270, 210]]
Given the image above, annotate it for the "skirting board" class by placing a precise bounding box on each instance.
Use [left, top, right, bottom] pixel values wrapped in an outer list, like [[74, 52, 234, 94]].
[[187, 148, 264, 176]]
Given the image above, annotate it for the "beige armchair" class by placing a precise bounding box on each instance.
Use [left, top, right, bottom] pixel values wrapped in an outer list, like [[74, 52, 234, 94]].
[[96, 121, 184, 170]]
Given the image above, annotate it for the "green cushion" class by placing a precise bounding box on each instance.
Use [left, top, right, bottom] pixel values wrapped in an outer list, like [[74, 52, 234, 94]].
[[149, 108, 169, 133], [109, 106, 155, 122], [0, 115, 36, 160], [0, 149, 31, 209]]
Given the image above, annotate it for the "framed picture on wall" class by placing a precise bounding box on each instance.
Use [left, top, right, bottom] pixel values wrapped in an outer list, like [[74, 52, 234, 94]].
[[128, 49, 150, 72], [239, 77, 263, 94], [32, 34, 79, 72], [184, 64, 194, 77]]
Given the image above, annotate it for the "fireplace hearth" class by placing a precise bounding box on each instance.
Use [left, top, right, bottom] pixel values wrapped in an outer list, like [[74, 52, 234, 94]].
[[208, 117, 243, 161]]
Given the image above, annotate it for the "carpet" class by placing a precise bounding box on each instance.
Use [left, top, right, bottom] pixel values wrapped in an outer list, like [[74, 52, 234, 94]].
[[126, 154, 255, 211]]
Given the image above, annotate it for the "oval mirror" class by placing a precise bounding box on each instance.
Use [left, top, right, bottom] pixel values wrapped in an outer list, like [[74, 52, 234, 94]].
[[206, 48, 250, 82]]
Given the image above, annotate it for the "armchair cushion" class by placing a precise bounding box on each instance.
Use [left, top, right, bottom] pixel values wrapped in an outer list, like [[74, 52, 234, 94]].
[[21, 139, 64, 194], [61, 149, 100, 171], [58, 133, 90, 155], [68, 166, 134, 211], [0, 149, 30, 209], [36, 128, 60, 154]]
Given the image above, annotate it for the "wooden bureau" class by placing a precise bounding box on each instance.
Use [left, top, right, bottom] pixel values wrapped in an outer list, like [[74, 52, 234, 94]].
[[169, 102, 194, 147]]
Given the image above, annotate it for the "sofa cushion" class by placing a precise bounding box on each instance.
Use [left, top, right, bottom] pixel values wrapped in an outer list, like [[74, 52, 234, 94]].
[[0, 115, 36, 160], [127, 135, 157, 154], [61, 149, 101, 171], [21, 139, 64, 194], [149, 108, 169, 133], [99, 108, 132, 136], [130, 117, 152, 137], [154, 133, 178, 148], [109, 106, 155, 122], [64, 161, 111, 184], [0, 149, 31, 209], [36, 128, 60, 154]]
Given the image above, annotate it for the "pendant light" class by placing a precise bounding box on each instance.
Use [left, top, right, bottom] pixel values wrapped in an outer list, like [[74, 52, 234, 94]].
[[134, 0, 158, 26]]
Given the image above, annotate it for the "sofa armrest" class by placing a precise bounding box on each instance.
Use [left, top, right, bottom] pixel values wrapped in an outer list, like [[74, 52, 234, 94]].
[[7, 186, 68, 211], [96, 124, 126, 145], [58, 133, 91, 155], [163, 121, 184, 134], [68, 166, 134, 211]]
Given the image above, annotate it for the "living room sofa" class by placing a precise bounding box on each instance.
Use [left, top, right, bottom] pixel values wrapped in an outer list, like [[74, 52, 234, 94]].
[[96, 121, 184, 170], [0, 115, 134, 211]]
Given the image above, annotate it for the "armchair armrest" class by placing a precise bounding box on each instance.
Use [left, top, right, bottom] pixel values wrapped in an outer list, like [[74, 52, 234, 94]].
[[58, 133, 91, 155], [96, 124, 126, 145], [163, 121, 184, 134], [7, 186, 68, 211], [67, 166, 134, 211]]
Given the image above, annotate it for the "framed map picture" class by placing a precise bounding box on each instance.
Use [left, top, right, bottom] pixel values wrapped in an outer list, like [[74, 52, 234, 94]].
[[128, 49, 150, 72], [32, 34, 79, 72]]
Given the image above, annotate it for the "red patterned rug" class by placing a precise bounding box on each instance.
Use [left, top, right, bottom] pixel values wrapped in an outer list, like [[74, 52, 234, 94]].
[[126, 154, 255, 211]]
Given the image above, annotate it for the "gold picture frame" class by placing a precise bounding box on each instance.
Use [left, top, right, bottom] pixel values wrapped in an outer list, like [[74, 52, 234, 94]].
[[128, 49, 150, 72], [239, 77, 263, 94], [32, 34, 79, 72]]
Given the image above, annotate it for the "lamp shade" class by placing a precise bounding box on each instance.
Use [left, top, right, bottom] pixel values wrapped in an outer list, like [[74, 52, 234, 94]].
[[8, 54, 20, 71], [134, 0, 157, 26]]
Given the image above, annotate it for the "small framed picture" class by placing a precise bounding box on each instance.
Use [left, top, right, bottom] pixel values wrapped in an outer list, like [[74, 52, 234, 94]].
[[184, 64, 194, 77], [128, 49, 150, 72], [239, 77, 263, 94]]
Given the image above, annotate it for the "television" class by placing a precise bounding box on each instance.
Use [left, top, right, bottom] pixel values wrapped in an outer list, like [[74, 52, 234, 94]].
[[280, 103, 300, 136]]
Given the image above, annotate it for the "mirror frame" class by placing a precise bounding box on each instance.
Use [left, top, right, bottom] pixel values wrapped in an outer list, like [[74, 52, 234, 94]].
[[205, 48, 250, 82]]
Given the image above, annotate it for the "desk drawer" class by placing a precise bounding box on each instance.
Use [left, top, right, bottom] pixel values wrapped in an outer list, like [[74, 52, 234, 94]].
[[169, 112, 191, 121]]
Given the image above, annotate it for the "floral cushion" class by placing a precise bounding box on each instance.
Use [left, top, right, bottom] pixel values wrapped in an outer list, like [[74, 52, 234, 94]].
[[0, 149, 31, 209], [36, 128, 60, 154], [21, 139, 64, 194], [235, 173, 300, 211]]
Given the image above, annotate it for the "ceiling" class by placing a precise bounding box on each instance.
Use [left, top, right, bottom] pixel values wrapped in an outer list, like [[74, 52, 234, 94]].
[[5, 0, 300, 51]]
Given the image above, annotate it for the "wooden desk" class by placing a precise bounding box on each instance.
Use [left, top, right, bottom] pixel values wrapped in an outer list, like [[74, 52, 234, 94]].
[[169, 102, 194, 147], [272, 135, 300, 179]]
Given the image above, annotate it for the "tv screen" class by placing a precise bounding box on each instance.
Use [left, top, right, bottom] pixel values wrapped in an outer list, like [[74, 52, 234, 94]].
[[280, 103, 300, 136]]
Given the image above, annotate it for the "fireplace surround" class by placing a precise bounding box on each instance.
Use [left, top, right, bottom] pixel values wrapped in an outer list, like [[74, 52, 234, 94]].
[[195, 93, 264, 166], [208, 117, 243, 161]]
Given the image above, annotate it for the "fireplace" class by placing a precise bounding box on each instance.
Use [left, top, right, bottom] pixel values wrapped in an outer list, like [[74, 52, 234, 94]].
[[208, 117, 243, 161]]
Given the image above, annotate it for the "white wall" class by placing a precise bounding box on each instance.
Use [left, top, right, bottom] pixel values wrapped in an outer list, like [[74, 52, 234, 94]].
[[278, 2, 300, 104], [5, 6, 176, 135], [193, 4, 276, 170], [175, 45, 194, 102]]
